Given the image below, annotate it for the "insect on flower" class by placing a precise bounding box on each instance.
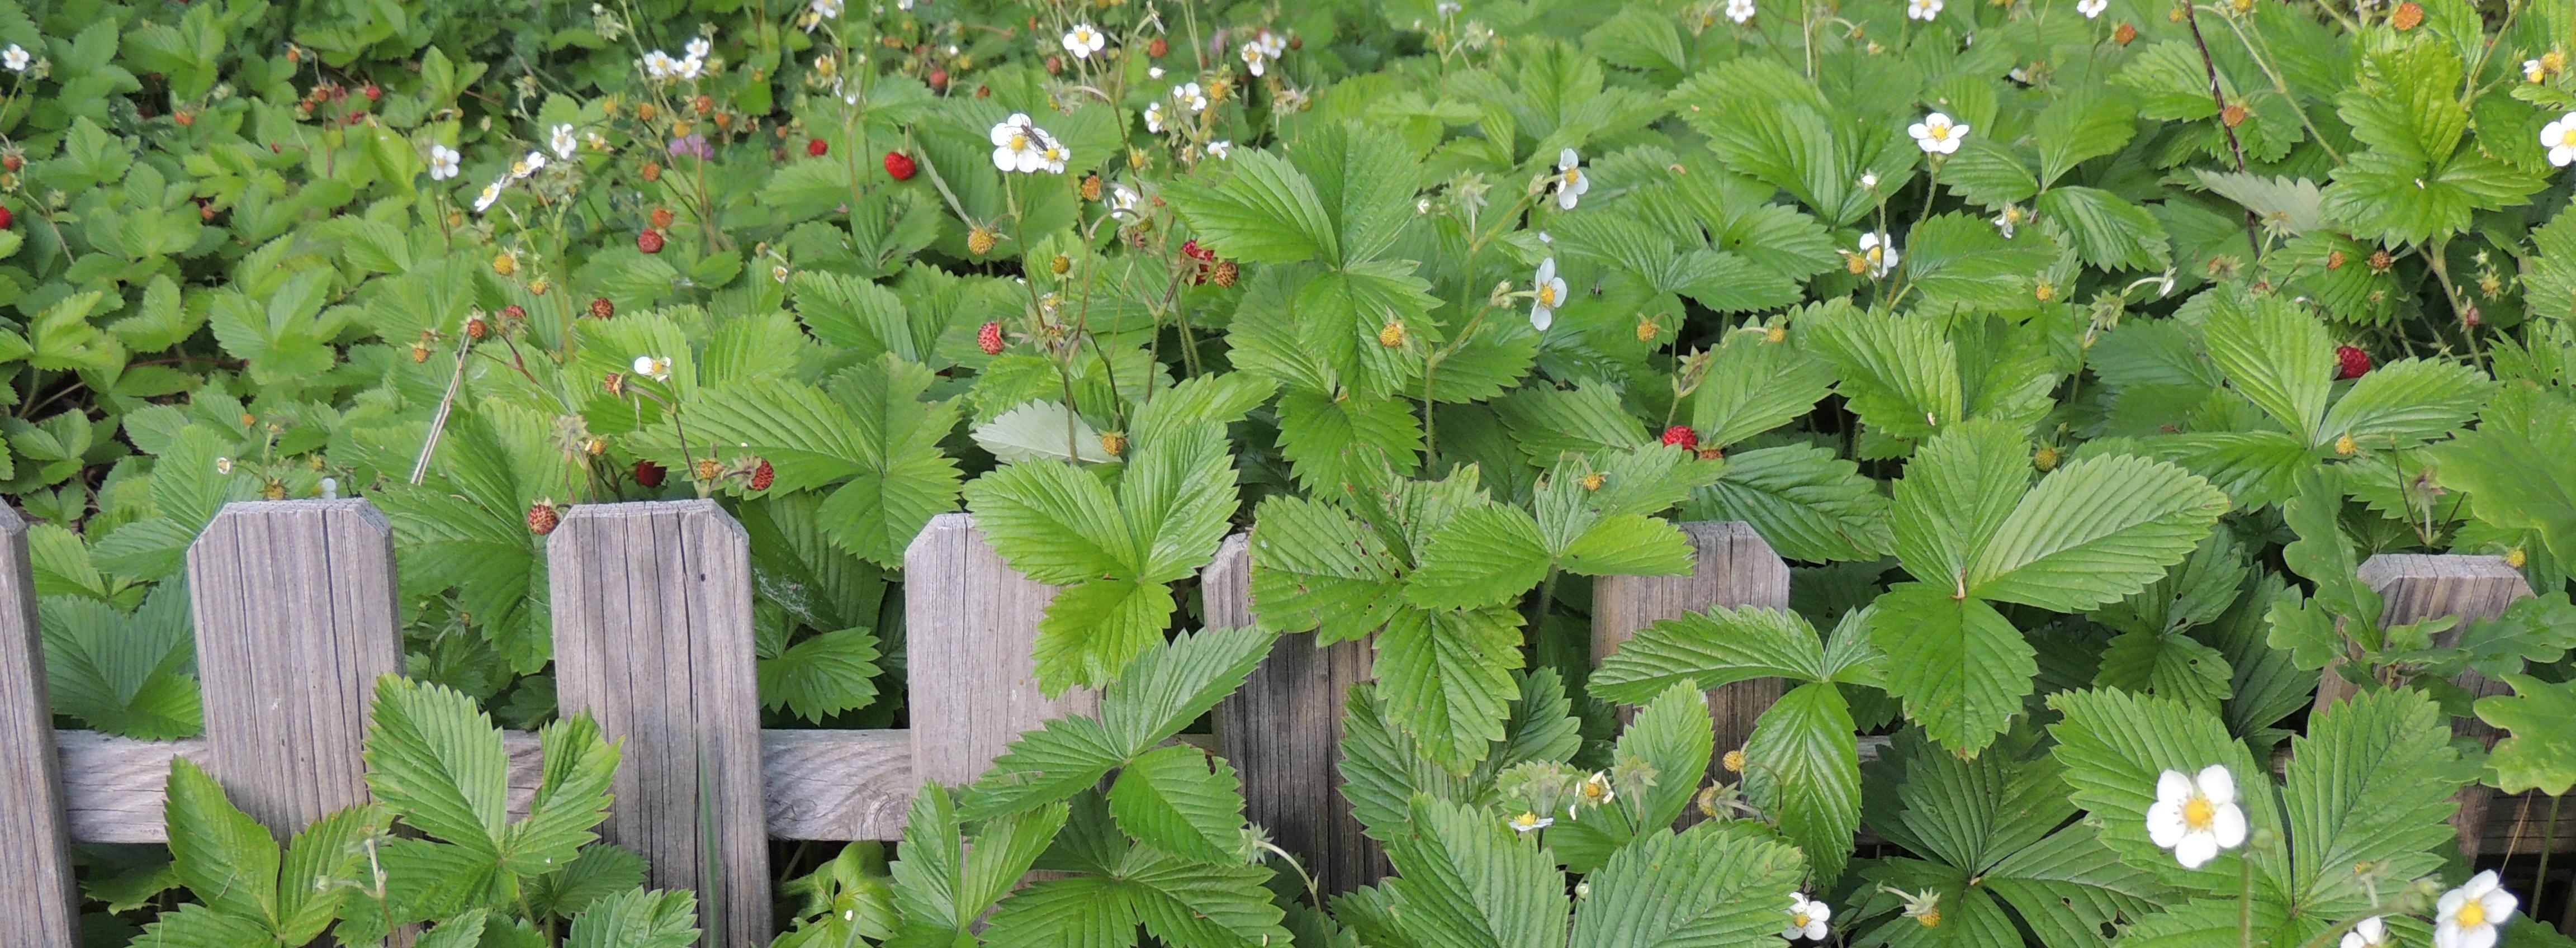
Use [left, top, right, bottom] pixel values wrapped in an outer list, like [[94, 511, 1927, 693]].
[[2146, 764, 2247, 869], [1530, 258, 1566, 330], [1852, 233, 1900, 278], [989, 113, 1068, 174], [1553, 148, 1590, 210]]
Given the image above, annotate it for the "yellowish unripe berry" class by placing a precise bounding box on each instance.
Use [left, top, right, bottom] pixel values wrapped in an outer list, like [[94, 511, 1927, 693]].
[[1379, 321, 1408, 348], [2034, 445, 2061, 471], [2507, 548, 2527, 568], [1101, 432, 1128, 457], [1721, 749, 1745, 772], [2334, 434, 2358, 456]]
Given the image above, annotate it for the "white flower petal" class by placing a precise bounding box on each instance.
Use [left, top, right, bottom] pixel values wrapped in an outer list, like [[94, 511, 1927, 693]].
[[2147, 800, 2187, 847], [2197, 764, 2236, 807], [2210, 802, 2247, 849], [2174, 831, 2219, 869], [2156, 769, 2193, 806]]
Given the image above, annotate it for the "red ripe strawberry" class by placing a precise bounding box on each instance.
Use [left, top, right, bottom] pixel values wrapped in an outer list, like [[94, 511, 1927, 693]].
[[637, 229, 665, 254], [928, 67, 949, 91], [2334, 345, 2371, 380], [589, 296, 615, 319], [884, 151, 917, 180], [501, 303, 527, 320], [527, 501, 561, 535], [363, 83, 382, 101], [650, 207, 675, 230], [1148, 36, 1168, 58], [633, 459, 666, 487], [977, 320, 1005, 355], [0, 206, 16, 230], [749, 458, 776, 491], [1182, 239, 1215, 262], [465, 317, 489, 339], [1662, 426, 1698, 450], [808, 138, 829, 157]]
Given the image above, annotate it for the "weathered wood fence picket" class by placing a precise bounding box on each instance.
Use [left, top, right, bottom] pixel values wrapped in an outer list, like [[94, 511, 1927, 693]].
[[0, 500, 2564, 945]]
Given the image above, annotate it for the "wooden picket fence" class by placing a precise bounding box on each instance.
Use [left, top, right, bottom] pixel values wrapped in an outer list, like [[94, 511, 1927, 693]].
[[0, 500, 2565, 946]]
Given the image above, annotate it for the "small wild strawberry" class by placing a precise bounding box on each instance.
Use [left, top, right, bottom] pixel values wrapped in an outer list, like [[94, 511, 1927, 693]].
[[1079, 172, 1102, 201], [363, 83, 382, 101], [2335, 345, 2371, 380], [1379, 321, 1408, 348], [885, 151, 917, 179], [491, 251, 518, 276], [808, 138, 829, 157], [651, 207, 675, 230], [2392, 1, 2423, 29], [642, 160, 664, 182], [2114, 22, 2137, 44], [637, 229, 666, 254], [1050, 254, 1072, 276], [1210, 260, 1239, 287], [694, 457, 723, 481], [1045, 54, 1064, 74], [2326, 249, 2347, 270], [978, 320, 1006, 355], [2335, 434, 2359, 456], [1100, 432, 1128, 457], [967, 224, 998, 255], [466, 317, 489, 339], [527, 501, 561, 535], [928, 67, 949, 91], [749, 458, 775, 491], [634, 459, 666, 487], [2220, 103, 2248, 127], [1148, 36, 1168, 58], [410, 342, 431, 363], [1662, 426, 1698, 449], [501, 303, 527, 321], [590, 296, 615, 319], [694, 94, 716, 115], [2, 153, 22, 172], [2034, 445, 2061, 472], [0, 206, 15, 230], [1636, 318, 1658, 342], [2367, 249, 2393, 272]]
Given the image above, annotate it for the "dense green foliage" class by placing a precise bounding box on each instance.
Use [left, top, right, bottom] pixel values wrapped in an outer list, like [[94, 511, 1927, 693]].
[[14, 0, 2576, 943]]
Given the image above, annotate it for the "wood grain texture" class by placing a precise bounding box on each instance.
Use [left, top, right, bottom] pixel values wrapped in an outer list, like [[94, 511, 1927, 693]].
[[1205, 533, 1387, 894], [549, 501, 769, 948], [60, 729, 915, 843], [1592, 522, 1792, 760], [186, 500, 404, 836], [904, 513, 1099, 789], [0, 508, 77, 944], [2348, 553, 2536, 859]]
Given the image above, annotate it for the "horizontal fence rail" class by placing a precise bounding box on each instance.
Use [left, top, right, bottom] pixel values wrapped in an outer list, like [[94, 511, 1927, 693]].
[[1, 500, 2564, 944]]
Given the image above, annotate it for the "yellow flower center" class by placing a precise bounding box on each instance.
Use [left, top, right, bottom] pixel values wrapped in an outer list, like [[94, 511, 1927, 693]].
[[1564, 169, 1583, 186], [1581, 781, 1608, 800], [1513, 812, 1541, 828], [1864, 247, 1883, 263], [1009, 133, 1030, 150], [2457, 901, 2488, 928], [1928, 123, 1952, 140], [1537, 285, 1558, 305], [2559, 127, 2576, 147], [1044, 146, 1065, 160], [2182, 795, 2217, 831], [1793, 912, 1812, 928]]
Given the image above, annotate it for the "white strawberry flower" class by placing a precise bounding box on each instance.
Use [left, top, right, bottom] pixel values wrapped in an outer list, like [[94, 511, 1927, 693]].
[[1727, 0, 1757, 22], [1554, 147, 1590, 210], [2146, 765, 2247, 869], [1175, 82, 1208, 112], [1438, 0, 1462, 14], [686, 36, 712, 60], [1860, 171, 1880, 189], [1783, 892, 1831, 941], [2435, 871, 2517, 948], [1240, 41, 1270, 77], [2341, 916, 2389, 948], [1144, 101, 1167, 133], [674, 55, 704, 79], [1256, 29, 1286, 57], [633, 355, 673, 380], [813, 0, 843, 18], [2527, 59, 2549, 83], [550, 124, 578, 160], [1908, 0, 1943, 20], [1507, 810, 1552, 833], [1855, 233, 1899, 277], [1149, 65, 1165, 79], [2542, 111, 2576, 168], [1208, 140, 1232, 159], [1530, 257, 1566, 330], [990, 113, 1064, 173], [2078, 0, 2108, 17], [1064, 23, 1107, 58], [512, 150, 548, 180], [428, 145, 461, 181], [772, 264, 792, 284], [1108, 183, 1140, 214], [1992, 204, 2025, 238], [1, 45, 29, 72], [473, 181, 504, 213], [643, 50, 676, 79], [1909, 111, 1968, 154]]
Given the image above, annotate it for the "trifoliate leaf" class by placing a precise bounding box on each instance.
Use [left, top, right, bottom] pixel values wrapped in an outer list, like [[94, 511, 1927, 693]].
[[1382, 796, 1570, 948], [2203, 289, 2332, 443], [1966, 452, 2232, 613], [756, 627, 883, 723], [562, 888, 700, 948], [1565, 821, 1808, 948], [1107, 746, 1249, 864], [1246, 495, 1405, 644], [1164, 148, 1341, 266], [2045, 689, 2289, 894], [2285, 688, 2468, 915], [1685, 442, 1893, 563], [1807, 304, 1963, 448], [1375, 605, 1526, 772], [38, 585, 200, 740], [1688, 332, 1835, 449]]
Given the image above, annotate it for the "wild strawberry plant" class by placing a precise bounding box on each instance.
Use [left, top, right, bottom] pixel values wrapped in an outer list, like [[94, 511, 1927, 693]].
[[8, 0, 2576, 944]]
